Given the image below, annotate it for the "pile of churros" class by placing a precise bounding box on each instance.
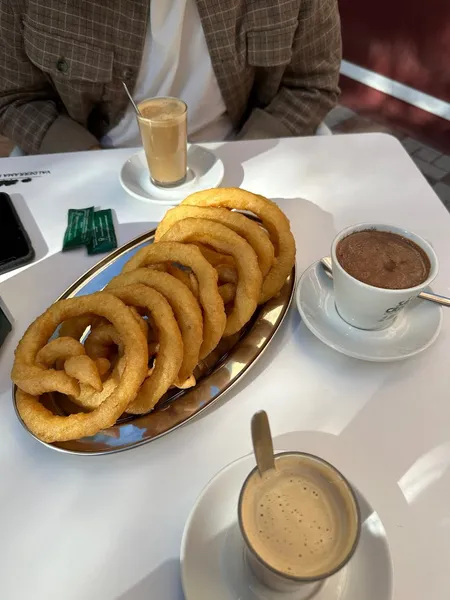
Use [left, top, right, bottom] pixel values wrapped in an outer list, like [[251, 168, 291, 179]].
[[11, 188, 296, 443]]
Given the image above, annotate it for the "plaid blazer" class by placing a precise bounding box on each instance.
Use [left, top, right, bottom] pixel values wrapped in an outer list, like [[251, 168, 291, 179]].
[[0, 0, 341, 154]]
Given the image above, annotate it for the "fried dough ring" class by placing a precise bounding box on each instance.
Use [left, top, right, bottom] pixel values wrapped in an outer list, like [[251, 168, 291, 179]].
[[83, 306, 149, 360], [58, 308, 146, 343], [84, 323, 122, 360], [94, 357, 111, 377], [193, 243, 235, 268], [36, 337, 85, 367], [63, 355, 103, 392], [69, 357, 122, 411], [12, 293, 148, 442], [159, 219, 262, 336], [122, 242, 225, 359], [59, 315, 104, 341], [106, 268, 203, 385], [166, 265, 200, 299], [173, 374, 196, 389], [106, 284, 183, 414], [218, 283, 236, 305], [181, 188, 295, 303], [155, 205, 274, 277], [71, 371, 121, 411], [215, 264, 237, 284], [35, 337, 104, 392], [129, 307, 150, 336]]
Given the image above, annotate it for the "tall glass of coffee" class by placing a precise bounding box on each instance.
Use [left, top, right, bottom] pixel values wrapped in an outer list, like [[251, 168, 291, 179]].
[[238, 452, 360, 598], [137, 97, 187, 187]]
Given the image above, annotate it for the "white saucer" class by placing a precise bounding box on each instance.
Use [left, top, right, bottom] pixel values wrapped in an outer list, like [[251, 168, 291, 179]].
[[181, 453, 393, 600], [119, 145, 224, 205], [296, 261, 443, 362]]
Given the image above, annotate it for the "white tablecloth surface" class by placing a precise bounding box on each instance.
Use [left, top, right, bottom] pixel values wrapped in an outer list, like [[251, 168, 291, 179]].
[[0, 134, 449, 600]]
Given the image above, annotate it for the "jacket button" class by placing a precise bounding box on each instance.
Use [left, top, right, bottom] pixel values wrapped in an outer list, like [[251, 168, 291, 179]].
[[122, 67, 134, 81], [56, 58, 69, 73]]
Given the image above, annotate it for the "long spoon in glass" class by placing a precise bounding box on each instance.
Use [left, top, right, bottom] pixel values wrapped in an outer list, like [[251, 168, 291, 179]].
[[251, 410, 275, 476], [122, 81, 141, 117]]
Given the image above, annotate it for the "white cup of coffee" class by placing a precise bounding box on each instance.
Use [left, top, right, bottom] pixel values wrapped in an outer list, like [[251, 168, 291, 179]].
[[331, 224, 439, 330], [238, 452, 360, 597]]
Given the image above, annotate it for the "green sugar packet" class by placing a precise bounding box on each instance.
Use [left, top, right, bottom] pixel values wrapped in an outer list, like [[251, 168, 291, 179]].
[[87, 209, 118, 255], [62, 207, 94, 251]]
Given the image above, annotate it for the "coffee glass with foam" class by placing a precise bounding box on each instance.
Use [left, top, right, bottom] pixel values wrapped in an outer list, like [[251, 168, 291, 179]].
[[238, 452, 360, 597], [137, 97, 187, 187]]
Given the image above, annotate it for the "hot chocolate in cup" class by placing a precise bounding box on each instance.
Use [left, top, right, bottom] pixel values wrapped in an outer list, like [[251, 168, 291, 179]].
[[331, 224, 439, 330], [137, 97, 187, 188], [238, 452, 360, 596]]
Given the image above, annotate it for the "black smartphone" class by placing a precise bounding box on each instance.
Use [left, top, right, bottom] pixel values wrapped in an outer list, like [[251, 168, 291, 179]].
[[0, 192, 35, 275]]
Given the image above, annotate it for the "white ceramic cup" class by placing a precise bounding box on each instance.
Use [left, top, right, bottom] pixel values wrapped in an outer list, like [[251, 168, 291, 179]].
[[331, 223, 439, 330]]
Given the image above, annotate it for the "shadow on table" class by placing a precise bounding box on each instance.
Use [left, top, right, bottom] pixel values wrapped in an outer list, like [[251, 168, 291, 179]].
[[114, 219, 159, 247], [271, 196, 336, 269], [213, 138, 280, 188], [195, 307, 300, 426], [114, 559, 183, 600], [189, 195, 336, 424]]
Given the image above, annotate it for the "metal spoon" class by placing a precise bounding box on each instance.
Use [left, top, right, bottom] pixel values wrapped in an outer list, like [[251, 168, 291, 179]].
[[320, 256, 450, 307], [251, 410, 275, 476], [122, 81, 141, 117]]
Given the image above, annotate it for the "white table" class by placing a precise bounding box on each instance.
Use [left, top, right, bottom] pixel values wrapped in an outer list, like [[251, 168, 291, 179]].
[[0, 134, 449, 600]]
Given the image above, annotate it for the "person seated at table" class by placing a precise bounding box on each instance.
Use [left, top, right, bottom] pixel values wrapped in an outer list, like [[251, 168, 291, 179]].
[[0, 0, 341, 155]]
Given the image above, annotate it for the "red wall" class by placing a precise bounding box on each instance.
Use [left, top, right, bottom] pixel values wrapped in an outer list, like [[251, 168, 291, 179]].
[[339, 0, 450, 101], [338, 0, 450, 150]]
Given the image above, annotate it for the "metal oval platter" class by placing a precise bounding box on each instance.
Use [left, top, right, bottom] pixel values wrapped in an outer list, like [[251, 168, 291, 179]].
[[14, 230, 295, 455]]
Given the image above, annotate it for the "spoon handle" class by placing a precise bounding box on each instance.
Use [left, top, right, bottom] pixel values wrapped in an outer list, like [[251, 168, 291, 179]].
[[418, 291, 450, 307], [122, 81, 141, 116], [251, 411, 275, 476]]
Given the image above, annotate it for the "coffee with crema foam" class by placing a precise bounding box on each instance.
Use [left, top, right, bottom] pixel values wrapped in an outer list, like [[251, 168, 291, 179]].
[[239, 453, 360, 579]]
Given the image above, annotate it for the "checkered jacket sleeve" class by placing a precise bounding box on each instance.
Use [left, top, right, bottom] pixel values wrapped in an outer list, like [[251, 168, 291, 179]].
[[239, 0, 342, 139], [0, 1, 97, 154]]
